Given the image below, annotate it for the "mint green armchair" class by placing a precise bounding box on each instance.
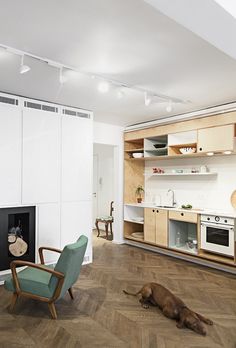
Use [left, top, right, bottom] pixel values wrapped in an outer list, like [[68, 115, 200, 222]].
[[4, 235, 88, 319]]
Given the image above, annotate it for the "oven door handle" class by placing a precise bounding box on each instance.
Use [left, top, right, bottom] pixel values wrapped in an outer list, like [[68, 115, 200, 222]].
[[201, 222, 234, 230]]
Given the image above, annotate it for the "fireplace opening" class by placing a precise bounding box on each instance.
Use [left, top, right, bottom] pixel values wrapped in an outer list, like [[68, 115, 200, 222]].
[[0, 206, 35, 271]]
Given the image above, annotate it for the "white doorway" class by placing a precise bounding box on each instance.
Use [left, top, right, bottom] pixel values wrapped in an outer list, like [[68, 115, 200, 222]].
[[93, 143, 114, 239], [93, 154, 98, 227]]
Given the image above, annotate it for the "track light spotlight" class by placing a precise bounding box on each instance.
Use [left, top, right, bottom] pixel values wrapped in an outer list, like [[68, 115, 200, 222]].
[[59, 67, 67, 84], [20, 55, 31, 74], [144, 92, 151, 106], [166, 101, 172, 112], [98, 81, 110, 93]]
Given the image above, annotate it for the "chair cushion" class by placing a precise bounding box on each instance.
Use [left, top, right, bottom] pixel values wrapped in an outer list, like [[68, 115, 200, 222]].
[[4, 264, 55, 299], [96, 216, 113, 221]]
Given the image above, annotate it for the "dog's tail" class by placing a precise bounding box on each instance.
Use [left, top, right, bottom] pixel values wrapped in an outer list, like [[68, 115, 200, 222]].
[[123, 289, 141, 296]]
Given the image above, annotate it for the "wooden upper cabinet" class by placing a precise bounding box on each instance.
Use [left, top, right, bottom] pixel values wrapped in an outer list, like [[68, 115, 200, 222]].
[[144, 208, 168, 246], [197, 124, 235, 153]]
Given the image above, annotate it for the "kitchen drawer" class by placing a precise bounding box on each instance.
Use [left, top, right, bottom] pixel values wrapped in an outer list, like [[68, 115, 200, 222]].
[[169, 210, 198, 223]]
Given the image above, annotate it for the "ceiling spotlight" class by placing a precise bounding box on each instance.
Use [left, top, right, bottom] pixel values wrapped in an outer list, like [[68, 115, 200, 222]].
[[166, 101, 172, 113], [98, 81, 110, 93], [117, 90, 125, 99], [144, 92, 151, 106], [59, 67, 67, 84], [20, 55, 31, 74]]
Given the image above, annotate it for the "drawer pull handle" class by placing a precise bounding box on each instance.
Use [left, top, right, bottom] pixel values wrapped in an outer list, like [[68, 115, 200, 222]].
[[181, 213, 184, 216], [152, 209, 155, 213], [156, 210, 159, 213]]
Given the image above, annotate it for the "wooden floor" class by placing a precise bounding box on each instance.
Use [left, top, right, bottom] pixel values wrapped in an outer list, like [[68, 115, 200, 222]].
[[0, 232, 236, 348]]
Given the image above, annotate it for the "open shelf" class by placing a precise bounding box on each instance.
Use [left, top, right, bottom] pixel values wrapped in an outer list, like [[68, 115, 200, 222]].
[[168, 143, 197, 156], [124, 219, 144, 225], [170, 244, 198, 255], [145, 172, 217, 177]]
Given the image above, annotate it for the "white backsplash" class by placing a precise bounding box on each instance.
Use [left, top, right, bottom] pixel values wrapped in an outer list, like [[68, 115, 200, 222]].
[[145, 154, 236, 213]]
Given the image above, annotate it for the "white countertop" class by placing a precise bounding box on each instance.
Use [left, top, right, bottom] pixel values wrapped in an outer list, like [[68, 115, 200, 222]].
[[124, 203, 236, 218]]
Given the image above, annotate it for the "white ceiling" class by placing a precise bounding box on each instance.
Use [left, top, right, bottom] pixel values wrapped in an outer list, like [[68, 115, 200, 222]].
[[0, 0, 236, 126]]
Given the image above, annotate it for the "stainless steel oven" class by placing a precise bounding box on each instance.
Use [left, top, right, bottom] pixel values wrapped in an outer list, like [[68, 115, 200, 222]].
[[201, 215, 235, 257]]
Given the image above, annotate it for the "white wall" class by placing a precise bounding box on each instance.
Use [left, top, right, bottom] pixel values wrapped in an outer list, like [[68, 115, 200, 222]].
[[93, 144, 114, 217], [93, 122, 124, 243], [145, 155, 236, 213]]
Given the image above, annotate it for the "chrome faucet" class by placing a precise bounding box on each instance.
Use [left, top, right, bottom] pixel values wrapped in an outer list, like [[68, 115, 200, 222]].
[[167, 189, 176, 207]]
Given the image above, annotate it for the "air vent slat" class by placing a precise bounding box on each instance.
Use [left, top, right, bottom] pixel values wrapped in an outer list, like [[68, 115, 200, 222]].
[[63, 108, 90, 119], [24, 101, 58, 113], [0, 96, 18, 105]]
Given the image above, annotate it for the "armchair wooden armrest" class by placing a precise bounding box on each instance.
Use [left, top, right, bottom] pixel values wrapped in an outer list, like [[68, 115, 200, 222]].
[[10, 260, 64, 294], [38, 246, 62, 265]]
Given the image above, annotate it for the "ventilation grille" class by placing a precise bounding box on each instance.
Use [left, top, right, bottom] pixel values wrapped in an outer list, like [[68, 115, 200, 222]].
[[24, 101, 58, 113], [0, 95, 18, 106], [63, 108, 90, 119]]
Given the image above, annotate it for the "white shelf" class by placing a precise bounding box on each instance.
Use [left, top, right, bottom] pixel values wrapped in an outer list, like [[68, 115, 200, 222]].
[[124, 219, 144, 225], [145, 172, 217, 176]]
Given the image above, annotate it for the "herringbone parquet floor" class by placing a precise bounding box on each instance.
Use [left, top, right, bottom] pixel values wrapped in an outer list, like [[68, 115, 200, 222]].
[[0, 232, 236, 348]]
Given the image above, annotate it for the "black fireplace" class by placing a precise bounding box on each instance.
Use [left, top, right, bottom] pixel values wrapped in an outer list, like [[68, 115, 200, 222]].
[[0, 206, 35, 271]]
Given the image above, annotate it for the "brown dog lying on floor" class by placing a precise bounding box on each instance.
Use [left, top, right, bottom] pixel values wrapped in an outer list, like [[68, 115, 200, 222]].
[[123, 282, 213, 335]]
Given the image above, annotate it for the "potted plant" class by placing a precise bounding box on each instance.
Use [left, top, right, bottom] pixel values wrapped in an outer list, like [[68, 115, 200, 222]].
[[135, 185, 145, 203]]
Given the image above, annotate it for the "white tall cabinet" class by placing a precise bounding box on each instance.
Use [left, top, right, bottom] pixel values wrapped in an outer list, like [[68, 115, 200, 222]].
[[0, 94, 93, 268]]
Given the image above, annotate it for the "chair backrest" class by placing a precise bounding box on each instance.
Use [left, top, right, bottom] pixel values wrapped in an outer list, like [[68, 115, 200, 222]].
[[110, 201, 114, 217], [49, 235, 88, 299]]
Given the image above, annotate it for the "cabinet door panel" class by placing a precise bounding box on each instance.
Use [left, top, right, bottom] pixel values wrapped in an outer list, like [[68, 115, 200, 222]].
[[144, 208, 156, 243], [155, 209, 168, 247], [197, 125, 234, 153], [37, 203, 61, 264], [0, 104, 21, 205], [22, 109, 60, 204], [61, 116, 93, 202], [61, 201, 92, 261]]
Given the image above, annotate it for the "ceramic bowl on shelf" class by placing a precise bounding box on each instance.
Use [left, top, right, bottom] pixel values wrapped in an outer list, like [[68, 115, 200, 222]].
[[179, 147, 196, 154], [132, 152, 143, 158], [131, 232, 144, 239]]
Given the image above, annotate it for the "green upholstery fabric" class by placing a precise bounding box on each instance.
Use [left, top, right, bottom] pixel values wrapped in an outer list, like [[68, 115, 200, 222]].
[[49, 235, 88, 299], [4, 235, 88, 301], [96, 216, 113, 221], [4, 264, 54, 298]]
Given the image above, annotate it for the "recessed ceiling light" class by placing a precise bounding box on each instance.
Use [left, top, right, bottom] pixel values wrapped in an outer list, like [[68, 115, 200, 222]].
[[20, 55, 30, 74], [117, 90, 125, 99], [207, 152, 214, 156], [98, 81, 110, 93]]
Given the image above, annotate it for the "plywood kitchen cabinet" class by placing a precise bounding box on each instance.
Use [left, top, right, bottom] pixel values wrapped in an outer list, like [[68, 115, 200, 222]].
[[144, 208, 168, 246], [197, 124, 236, 153]]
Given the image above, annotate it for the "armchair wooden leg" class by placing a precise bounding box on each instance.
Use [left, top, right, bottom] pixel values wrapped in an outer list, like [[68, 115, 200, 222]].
[[9, 292, 18, 311], [68, 287, 74, 300], [48, 302, 57, 319]]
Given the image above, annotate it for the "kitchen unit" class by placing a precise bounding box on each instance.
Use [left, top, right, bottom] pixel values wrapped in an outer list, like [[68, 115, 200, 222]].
[[124, 110, 236, 273]]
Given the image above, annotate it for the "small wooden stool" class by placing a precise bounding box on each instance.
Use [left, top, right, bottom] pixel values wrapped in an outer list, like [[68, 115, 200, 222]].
[[95, 201, 114, 240]]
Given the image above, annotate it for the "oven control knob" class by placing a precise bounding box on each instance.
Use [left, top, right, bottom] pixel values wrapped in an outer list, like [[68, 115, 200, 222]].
[[215, 216, 220, 222], [224, 219, 227, 223], [207, 217, 210, 221]]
